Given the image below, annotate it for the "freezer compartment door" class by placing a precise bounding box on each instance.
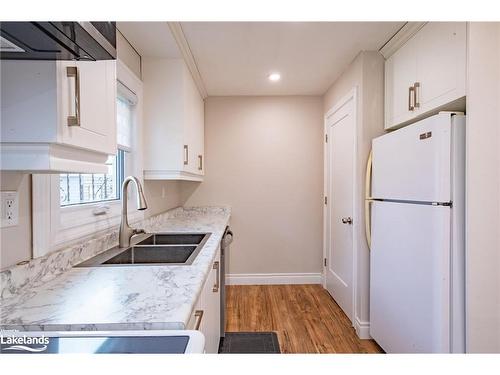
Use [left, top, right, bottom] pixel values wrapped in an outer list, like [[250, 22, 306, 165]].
[[370, 201, 451, 353], [372, 113, 453, 202]]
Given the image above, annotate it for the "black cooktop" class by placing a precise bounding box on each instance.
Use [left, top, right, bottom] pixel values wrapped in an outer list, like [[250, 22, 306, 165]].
[[0, 335, 190, 354]]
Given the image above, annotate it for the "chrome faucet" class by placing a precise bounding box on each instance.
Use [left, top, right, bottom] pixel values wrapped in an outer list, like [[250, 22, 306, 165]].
[[119, 176, 148, 248]]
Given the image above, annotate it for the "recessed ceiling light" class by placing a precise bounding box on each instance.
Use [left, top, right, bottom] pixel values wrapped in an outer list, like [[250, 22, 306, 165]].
[[268, 73, 281, 82]]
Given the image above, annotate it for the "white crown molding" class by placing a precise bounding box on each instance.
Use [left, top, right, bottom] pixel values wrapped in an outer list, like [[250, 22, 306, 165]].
[[226, 273, 322, 285], [379, 22, 428, 59], [168, 22, 208, 99]]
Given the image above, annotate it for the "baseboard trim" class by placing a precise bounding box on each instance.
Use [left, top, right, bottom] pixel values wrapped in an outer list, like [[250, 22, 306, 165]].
[[354, 317, 371, 339], [226, 273, 322, 285]]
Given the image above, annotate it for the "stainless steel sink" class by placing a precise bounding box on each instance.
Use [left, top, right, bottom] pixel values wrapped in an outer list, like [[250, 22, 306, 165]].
[[136, 233, 207, 246], [76, 233, 211, 267]]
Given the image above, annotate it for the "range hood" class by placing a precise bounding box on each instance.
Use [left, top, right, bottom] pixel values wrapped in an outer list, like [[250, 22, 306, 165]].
[[0, 22, 116, 60]]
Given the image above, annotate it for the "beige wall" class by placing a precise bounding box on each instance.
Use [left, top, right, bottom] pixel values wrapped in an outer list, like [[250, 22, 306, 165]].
[[143, 181, 183, 218], [184, 96, 324, 275], [465, 22, 500, 353], [324, 53, 363, 110], [323, 51, 385, 325], [0, 173, 32, 269]]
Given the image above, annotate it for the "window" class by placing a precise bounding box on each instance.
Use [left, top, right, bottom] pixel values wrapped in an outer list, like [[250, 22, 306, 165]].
[[59, 151, 125, 206], [59, 88, 135, 207]]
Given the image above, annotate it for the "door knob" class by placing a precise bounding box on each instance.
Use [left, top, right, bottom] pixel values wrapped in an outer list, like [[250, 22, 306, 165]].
[[341, 217, 353, 225]]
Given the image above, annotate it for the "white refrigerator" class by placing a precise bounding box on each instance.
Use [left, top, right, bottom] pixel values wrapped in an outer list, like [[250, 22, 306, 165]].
[[369, 112, 466, 353]]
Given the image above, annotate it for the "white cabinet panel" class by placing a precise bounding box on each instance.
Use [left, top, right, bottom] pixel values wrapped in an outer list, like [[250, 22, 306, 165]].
[[59, 60, 117, 155], [184, 72, 205, 176], [143, 58, 204, 181], [197, 273, 212, 353], [186, 296, 202, 330], [1, 61, 58, 143], [200, 258, 221, 352], [415, 22, 466, 113], [185, 247, 221, 354], [384, 22, 466, 130], [200, 247, 221, 353], [0, 60, 116, 173], [385, 37, 417, 128]]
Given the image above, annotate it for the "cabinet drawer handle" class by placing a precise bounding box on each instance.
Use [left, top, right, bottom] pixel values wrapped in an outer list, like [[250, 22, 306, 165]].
[[408, 86, 415, 111], [194, 310, 204, 330], [413, 82, 420, 108], [66, 66, 81, 126], [212, 261, 220, 292], [183, 145, 189, 165], [198, 155, 203, 171]]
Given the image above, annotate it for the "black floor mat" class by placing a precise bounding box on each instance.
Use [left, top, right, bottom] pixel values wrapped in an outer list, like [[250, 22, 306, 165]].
[[218, 332, 281, 354]]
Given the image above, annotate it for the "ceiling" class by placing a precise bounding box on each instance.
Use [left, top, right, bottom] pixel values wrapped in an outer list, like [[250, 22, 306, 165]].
[[181, 22, 403, 96], [118, 22, 404, 96]]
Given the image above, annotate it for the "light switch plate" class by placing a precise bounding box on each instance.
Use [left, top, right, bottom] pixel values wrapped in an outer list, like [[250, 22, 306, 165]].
[[1, 191, 19, 228]]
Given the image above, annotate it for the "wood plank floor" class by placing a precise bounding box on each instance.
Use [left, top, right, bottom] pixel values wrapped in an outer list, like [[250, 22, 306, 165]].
[[226, 284, 383, 354]]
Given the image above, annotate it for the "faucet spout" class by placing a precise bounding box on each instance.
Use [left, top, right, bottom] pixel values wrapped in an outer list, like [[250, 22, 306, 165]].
[[119, 176, 148, 248]]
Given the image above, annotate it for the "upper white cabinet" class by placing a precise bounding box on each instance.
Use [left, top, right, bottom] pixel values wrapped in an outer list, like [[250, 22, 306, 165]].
[[385, 37, 418, 129], [0, 60, 117, 173], [143, 58, 205, 181], [385, 22, 466, 130]]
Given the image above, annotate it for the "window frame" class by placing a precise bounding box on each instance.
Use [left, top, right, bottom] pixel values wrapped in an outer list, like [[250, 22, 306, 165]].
[[32, 60, 145, 257], [59, 150, 125, 207]]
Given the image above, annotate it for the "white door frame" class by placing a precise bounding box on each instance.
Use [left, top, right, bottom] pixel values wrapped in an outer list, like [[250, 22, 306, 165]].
[[323, 87, 358, 324]]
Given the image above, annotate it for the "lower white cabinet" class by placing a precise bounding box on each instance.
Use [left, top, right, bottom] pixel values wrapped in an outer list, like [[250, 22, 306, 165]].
[[186, 246, 221, 353]]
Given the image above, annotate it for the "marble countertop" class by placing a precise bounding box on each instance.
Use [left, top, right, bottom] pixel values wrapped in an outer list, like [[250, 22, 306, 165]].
[[0, 207, 230, 331]]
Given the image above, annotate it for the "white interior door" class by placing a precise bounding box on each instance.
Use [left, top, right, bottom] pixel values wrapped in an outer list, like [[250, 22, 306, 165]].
[[325, 94, 355, 322]]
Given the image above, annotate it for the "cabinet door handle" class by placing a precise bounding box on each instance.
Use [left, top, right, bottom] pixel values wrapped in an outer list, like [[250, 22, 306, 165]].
[[408, 86, 415, 111], [194, 310, 204, 330], [212, 261, 220, 292], [66, 66, 81, 126], [413, 82, 420, 108], [183, 145, 189, 165], [198, 155, 203, 171]]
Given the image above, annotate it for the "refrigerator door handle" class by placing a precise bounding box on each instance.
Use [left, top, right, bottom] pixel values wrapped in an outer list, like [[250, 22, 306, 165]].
[[365, 200, 375, 249], [365, 150, 373, 250]]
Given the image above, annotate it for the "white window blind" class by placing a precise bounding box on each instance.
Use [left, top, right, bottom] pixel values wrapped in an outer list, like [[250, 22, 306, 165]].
[[117, 80, 136, 151]]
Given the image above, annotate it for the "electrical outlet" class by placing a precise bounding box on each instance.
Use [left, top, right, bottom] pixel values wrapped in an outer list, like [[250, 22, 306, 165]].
[[1, 191, 19, 228]]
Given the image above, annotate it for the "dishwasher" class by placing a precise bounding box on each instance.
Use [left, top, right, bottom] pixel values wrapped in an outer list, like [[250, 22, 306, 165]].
[[220, 226, 233, 338]]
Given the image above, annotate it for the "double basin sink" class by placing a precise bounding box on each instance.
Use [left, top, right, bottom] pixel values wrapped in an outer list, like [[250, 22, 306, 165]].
[[76, 233, 211, 267]]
